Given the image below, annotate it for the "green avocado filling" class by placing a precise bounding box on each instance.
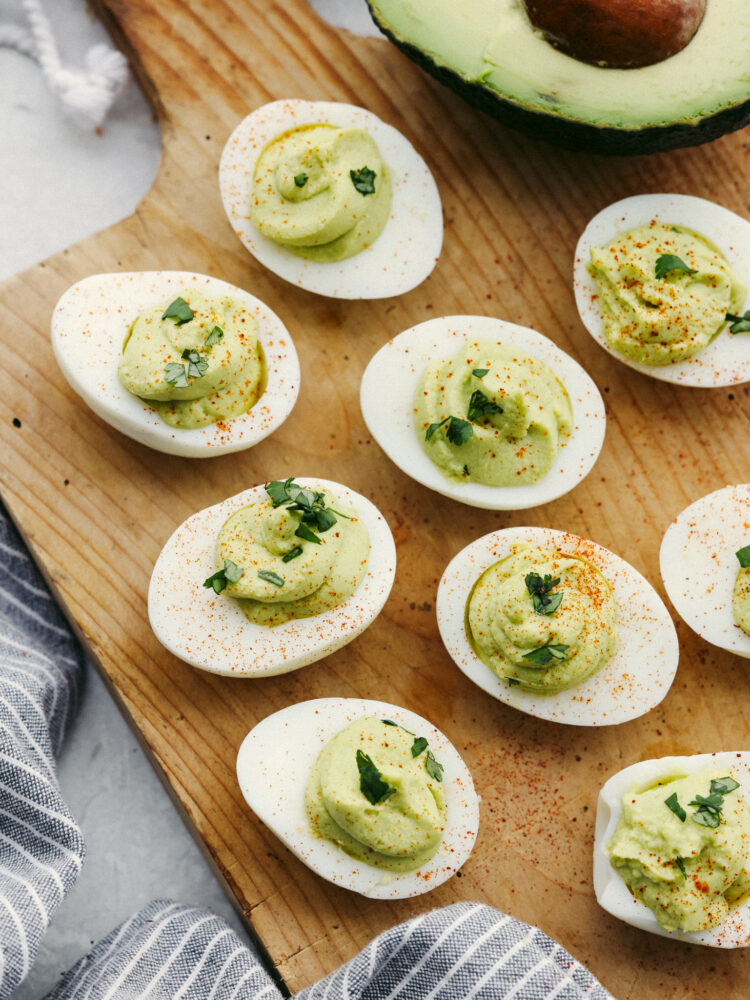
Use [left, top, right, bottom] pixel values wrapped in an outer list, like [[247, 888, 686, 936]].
[[466, 545, 617, 693], [305, 717, 446, 872], [732, 545, 750, 637], [588, 222, 747, 366], [607, 769, 750, 933], [414, 340, 572, 487], [249, 124, 392, 262], [118, 290, 264, 429], [209, 479, 370, 627]]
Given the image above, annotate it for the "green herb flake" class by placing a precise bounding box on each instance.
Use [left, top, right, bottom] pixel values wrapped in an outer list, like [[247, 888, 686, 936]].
[[711, 776, 740, 796], [522, 644, 570, 666], [654, 254, 698, 280], [281, 545, 303, 563], [688, 791, 724, 829], [525, 572, 563, 616], [294, 172, 308, 188], [205, 325, 224, 347], [675, 857, 687, 878], [356, 749, 396, 804], [507, 677, 521, 687], [162, 297, 194, 325], [462, 465, 470, 476], [411, 736, 428, 758], [295, 522, 321, 545], [203, 558, 242, 594], [265, 478, 341, 546], [164, 362, 190, 388], [381, 719, 398, 727], [665, 792, 686, 822], [258, 569, 285, 588], [350, 166, 376, 195], [425, 750, 444, 782], [425, 415, 474, 446], [467, 389, 503, 423], [726, 311, 750, 335], [472, 368, 489, 378], [181, 349, 209, 379], [736, 546, 750, 569]]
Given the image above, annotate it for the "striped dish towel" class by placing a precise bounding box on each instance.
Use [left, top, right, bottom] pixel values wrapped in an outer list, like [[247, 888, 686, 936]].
[[0, 502, 612, 999]]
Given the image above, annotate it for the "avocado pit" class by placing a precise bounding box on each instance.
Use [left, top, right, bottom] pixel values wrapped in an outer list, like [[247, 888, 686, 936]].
[[523, 0, 707, 68]]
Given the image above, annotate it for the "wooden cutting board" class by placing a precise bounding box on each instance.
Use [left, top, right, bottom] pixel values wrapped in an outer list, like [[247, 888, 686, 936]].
[[3, 0, 750, 994]]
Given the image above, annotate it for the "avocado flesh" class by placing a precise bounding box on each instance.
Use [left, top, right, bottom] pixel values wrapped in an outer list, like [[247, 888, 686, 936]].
[[367, 0, 750, 154]]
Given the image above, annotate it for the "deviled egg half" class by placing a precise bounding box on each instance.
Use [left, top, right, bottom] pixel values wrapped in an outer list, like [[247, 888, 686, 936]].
[[148, 478, 396, 676], [51, 271, 300, 457], [574, 193, 750, 387], [437, 526, 678, 726], [219, 99, 443, 299], [360, 316, 605, 511], [660, 484, 750, 658], [236, 698, 479, 898], [595, 751, 750, 947]]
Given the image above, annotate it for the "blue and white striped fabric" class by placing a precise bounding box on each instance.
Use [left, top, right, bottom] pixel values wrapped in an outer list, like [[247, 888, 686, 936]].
[[0, 501, 612, 999], [0, 503, 85, 999]]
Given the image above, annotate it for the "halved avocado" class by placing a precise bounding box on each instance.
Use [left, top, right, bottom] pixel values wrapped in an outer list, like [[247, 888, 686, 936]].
[[366, 0, 750, 155]]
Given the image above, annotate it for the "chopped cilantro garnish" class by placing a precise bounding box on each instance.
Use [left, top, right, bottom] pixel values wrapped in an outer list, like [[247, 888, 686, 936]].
[[726, 311, 750, 334], [654, 254, 697, 280], [181, 349, 209, 379], [264, 478, 342, 546], [711, 776, 740, 795], [522, 644, 570, 666], [356, 749, 396, 804], [205, 325, 224, 347], [294, 172, 308, 188], [425, 750, 444, 782], [281, 545, 303, 563], [467, 389, 503, 422], [203, 558, 242, 594], [675, 857, 687, 878], [425, 415, 473, 446], [258, 569, 284, 588], [411, 736, 428, 758], [525, 572, 563, 616], [665, 792, 686, 822], [507, 677, 520, 687], [350, 166, 376, 195], [472, 368, 489, 378], [162, 297, 194, 325], [736, 546, 750, 569], [164, 362, 190, 388]]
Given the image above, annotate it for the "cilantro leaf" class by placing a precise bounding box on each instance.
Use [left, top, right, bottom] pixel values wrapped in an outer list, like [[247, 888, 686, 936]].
[[381, 719, 398, 727], [665, 792, 686, 822], [411, 736, 428, 758], [295, 522, 321, 545], [675, 857, 687, 878], [467, 389, 503, 422], [525, 573, 563, 616], [507, 677, 520, 687], [264, 478, 341, 546], [350, 166, 376, 195], [711, 776, 740, 796], [164, 362, 189, 388], [281, 545, 303, 563], [266, 478, 295, 506], [181, 349, 209, 379], [162, 297, 194, 325], [205, 325, 224, 347], [203, 558, 242, 594], [654, 254, 698, 280], [425, 415, 474, 446], [726, 311, 750, 334], [425, 750, 444, 782], [294, 172, 308, 188], [522, 644, 570, 666], [736, 546, 750, 569], [472, 368, 489, 378], [258, 569, 284, 587], [691, 806, 722, 829], [356, 749, 396, 804]]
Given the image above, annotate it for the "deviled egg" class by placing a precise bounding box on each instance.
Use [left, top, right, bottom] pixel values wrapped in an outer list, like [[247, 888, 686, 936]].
[[236, 698, 479, 898], [574, 193, 750, 387], [148, 478, 396, 676], [219, 99, 442, 298], [51, 271, 300, 457], [594, 751, 750, 947], [437, 526, 678, 726], [660, 484, 750, 658], [360, 315, 605, 510]]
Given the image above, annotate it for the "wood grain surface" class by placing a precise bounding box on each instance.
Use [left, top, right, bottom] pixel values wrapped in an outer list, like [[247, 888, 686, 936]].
[[3, 0, 750, 994]]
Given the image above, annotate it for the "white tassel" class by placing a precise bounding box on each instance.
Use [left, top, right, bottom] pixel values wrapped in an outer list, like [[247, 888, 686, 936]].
[[0, 0, 130, 130]]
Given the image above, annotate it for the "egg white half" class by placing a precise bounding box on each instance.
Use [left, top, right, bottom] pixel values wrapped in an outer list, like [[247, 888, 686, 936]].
[[437, 525, 679, 726], [51, 271, 300, 457], [360, 315, 605, 510], [574, 193, 750, 388], [219, 99, 443, 299], [594, 751, 750, 947], [148, 479, 396, 676], [660, 484, 750, 658], [236, 697, 479, 898]]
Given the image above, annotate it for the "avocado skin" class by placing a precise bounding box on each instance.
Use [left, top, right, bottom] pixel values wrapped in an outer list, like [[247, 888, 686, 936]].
[[366, 1, 750, 156]]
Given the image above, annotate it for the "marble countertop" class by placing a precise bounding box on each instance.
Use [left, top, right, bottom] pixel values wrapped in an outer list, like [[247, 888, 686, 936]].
[[2, 0, 377, 995]]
